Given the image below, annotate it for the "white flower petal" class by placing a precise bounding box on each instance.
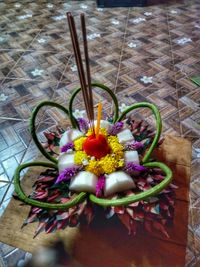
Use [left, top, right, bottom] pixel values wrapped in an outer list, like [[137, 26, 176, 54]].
[[58, 153, 75, 173], [124, 150, 139, 164], [69, 171, 97, 193], [66, 149, 73, 154], [60, 129, 83, 147], [117, 129, 134, 144], [93, 119, 112, 131], [73, 109, 86, 119], [104, 171, 136, 196]]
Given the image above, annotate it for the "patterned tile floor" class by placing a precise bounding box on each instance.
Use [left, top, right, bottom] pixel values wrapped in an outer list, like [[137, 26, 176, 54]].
[[0, 0, 200, 266]]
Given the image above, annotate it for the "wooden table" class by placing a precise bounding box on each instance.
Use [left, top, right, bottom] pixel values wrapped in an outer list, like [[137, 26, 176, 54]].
[[0, 135, 191, 267]]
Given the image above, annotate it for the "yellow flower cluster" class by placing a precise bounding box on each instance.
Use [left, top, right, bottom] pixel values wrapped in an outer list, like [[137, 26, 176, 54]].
[[74, 137, 86, 151], [107, 136, 124, 159], [85, 155, 124, 176], [86, 128, 108, 137], [85, 160, 102, 176], [74, 128, 125, 175], [100, 155, 120, 174], [74, 151, 88, 165]]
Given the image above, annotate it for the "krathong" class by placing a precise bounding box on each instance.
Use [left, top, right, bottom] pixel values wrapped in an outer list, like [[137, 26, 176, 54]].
[[14, 13, 174, 238]]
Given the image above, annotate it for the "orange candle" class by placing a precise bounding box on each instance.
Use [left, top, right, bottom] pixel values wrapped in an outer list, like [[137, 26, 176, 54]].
[[83, 102, 110, 159], [96, 102, 102, 138]]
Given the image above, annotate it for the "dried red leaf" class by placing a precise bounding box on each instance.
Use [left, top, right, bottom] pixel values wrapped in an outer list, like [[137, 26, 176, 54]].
[[47, 191, 61, 202], [118, 213, 137, 235], [60, 197, 71, 203], [56, 212, 69, 221], [37, 176, 55, 183], [44, 132, 55, 141], [84, 206, 94, 224], [34, 221, 47, 238], [153, 221, 169, 238], [46, 220, 58, 234], [76, 201, 87, 216], [31, 207, 43, 214], [34, 190, 48, 200], [26, 213, 38, 224], [114, 206, 125, 214], [144, 220, 152, 233], [57, 219, 69, 230]]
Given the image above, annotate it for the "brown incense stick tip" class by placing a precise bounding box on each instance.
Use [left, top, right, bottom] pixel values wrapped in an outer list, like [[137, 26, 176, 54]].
[[80, 13, 85, 19]]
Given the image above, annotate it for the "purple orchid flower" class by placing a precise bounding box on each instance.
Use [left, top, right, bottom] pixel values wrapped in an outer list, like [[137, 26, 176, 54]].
[[124, 162, 147, 175], [108, 121, 124, 135], [55, 166, 80, 184], [77, 118, 89, 133], [125, 141, 144, 150], [96, 175, 106, 197], [60, 141, 74, 153]]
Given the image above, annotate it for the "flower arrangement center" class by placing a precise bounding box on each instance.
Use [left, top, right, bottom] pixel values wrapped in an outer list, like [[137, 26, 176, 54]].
[[83, 133, 110, 159]]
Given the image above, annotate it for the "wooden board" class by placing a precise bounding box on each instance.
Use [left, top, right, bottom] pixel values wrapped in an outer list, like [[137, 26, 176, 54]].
[[0, 135, 191, 267]]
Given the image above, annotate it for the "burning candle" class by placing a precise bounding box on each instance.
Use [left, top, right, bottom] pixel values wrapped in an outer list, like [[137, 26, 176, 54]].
[[83, 102, 110, 159], [96, 102, 102, 138]]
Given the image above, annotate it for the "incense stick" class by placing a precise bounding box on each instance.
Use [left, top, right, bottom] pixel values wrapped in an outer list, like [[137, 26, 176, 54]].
[[66, 12, 92, 130], [80, 13, 94, 132]]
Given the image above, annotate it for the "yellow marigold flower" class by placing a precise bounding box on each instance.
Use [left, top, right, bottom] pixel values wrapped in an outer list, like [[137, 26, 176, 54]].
[[74, 137, 86, 151], [114, 151, 124, 160], [86, 128, 93, 137], [85, 160, 103, 176], [99, 155, 118, 174], [108, 135, 124, 154], [99, 128, 108, 136], [86, 128, 108, 137], [111, 143, 124, 153], [117, 159, 125, 168], [74, 151, 88, 165], [107, 135, 118, 143]]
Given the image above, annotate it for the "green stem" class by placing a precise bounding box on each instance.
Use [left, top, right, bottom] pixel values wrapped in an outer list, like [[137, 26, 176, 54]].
[[14, 162, 87, 210], [89, 161, 172, 207], [117, 102, 162, 163], [69, 82, 119, 128], [30, 101, 69, 164]]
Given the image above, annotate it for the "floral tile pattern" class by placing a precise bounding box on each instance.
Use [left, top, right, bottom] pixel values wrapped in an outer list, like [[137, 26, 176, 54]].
[[0, 0, 200, 266]]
